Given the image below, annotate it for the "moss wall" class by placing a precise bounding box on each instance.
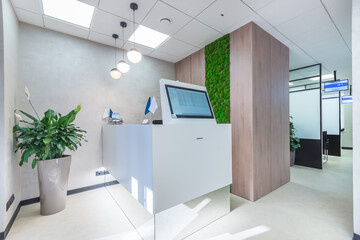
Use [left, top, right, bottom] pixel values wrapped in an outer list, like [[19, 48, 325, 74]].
[[205, 34, 230, 123]]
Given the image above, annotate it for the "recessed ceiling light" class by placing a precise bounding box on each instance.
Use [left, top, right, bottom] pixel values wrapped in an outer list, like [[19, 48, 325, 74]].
[[42, 0, 95, 28], [128, 25, 169, 49], [310, 74, 334, 81]]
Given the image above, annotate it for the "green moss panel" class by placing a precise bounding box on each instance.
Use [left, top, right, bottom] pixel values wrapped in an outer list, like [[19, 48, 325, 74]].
[[205, 34, 230, 124]]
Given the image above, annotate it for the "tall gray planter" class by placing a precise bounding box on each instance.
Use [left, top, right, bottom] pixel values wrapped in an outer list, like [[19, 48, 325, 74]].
[[290, 151, 296, 166], [37, 155, 71, 215]]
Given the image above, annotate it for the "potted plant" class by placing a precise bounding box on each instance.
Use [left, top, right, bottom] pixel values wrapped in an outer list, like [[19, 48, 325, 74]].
[[13, 87, 86, 215], [290, 116, 300, 166]]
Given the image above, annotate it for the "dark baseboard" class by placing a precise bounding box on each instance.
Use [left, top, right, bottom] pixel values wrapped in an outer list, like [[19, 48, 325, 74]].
[[0, 180, 119, 239], [67, 180, 118, 195], [342, 147, 353, 150], [354, 233, 360, 240], [0, 202, 21, 240]]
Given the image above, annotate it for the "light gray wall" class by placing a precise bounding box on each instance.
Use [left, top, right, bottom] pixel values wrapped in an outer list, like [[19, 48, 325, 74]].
[[353, 0, 360, 236], [0, 0, 20, 232], [19, 23, 175, 200], [341, 102, 353, 148], [0, 0, 5, 232]]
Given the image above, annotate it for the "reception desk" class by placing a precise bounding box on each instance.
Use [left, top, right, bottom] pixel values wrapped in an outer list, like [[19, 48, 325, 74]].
[[103, 123, 232, 214]]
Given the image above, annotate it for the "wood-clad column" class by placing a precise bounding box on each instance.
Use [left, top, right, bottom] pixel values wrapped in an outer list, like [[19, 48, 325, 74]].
[[175, 49, 205, 86], [230, 22, 290, 201]]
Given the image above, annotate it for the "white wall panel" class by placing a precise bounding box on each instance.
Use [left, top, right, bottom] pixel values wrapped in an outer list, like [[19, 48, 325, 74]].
[[352, 0, 360, 235], [290, 89, 321, 139], [341, 102, 352, 148], [322, 98, 340, 135]]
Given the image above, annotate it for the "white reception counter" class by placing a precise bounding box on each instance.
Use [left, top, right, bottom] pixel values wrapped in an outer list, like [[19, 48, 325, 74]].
[[102, 123, 232, 214]]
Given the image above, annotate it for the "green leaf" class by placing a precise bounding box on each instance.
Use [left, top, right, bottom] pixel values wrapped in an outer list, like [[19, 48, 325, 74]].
[[31, 158, 37, 169], [20, 148, 37, 166], [19, 110, 40, 123], [43, 137, 52, 144]]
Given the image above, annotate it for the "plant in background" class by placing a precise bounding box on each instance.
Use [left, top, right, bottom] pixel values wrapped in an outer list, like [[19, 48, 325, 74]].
[[290, 116, 301, 152], [13, 87, 87, 169]]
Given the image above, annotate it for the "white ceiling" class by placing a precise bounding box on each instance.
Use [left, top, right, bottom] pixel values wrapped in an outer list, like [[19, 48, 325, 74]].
[[10, 0, 352, 81]]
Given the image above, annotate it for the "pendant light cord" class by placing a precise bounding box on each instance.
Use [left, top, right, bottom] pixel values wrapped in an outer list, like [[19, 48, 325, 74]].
[[122, 26, 125, 60], [133, 9, 135, 49], [114, 37, 117, 66]]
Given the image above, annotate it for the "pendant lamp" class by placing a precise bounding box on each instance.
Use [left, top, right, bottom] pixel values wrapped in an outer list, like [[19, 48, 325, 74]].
[[110, 34, 121, 79], [127, 3, 142, 63], [117, 21, 130, 73]]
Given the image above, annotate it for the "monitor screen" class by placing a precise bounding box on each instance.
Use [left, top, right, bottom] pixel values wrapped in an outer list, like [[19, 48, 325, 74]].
[[342, 95, 352, 103], [165, 85, 214, 119], [324, 79, 349, 92]]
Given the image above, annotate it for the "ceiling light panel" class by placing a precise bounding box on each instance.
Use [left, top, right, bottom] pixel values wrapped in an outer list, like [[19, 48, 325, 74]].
[[42, 0, 95, 28], [128, 25, 169, 49]]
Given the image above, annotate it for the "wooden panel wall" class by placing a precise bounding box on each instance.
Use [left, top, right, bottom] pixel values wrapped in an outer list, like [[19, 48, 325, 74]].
[[176, 22, 289, 201], [175, 49, 205, 86], [230, 22, 290, 201]]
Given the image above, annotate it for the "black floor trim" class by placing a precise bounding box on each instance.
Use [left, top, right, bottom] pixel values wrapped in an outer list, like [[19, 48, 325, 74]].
[[342, 147, 353, 150], [0, 180, 119, 239], [0, 203, 21, 240]]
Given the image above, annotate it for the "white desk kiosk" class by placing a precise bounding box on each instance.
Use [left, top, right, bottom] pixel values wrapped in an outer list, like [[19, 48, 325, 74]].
[[103, 79, 232, 240]]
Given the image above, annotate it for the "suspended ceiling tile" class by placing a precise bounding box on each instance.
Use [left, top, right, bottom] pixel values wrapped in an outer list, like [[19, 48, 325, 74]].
[[156, 38, 195, 57], [44, 16, 90, 39], [161, 0, 216, 18], [173, 19, 220, 48], [257, 0, 322, 27], [289, 47, 317, 70], [242, 0, 274, 11], [10, 0, 42, 14], [98, 0, 157, 23], [141, 1, 192, 36], [91, 9, 137, 41], [78, 0, 99, 7], [321, 0, 352, 47], [15, 8, 44, 27], [276, 6, 331, 40], [88, 31, 125, 48], [150, 51, 179, 63], [178, 46, 202, 61], [289, 23, 347, 56], [196, 0, 253, 33]]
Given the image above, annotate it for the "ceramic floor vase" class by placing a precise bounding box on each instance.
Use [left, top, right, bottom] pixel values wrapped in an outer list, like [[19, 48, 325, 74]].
[[37, 155, 71, 215], [290, 151, 296, 166]]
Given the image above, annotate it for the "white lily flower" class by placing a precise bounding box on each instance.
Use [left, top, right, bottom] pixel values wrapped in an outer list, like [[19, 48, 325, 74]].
[[24, 86, 30, 101], [15, 113, 22, 121]]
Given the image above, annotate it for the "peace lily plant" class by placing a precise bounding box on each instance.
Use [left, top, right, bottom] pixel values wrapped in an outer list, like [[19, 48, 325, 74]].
[[13, 87, 87, 168]]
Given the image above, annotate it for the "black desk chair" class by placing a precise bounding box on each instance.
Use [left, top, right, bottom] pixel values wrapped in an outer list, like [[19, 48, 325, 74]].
[[323, 131, 330, 163]]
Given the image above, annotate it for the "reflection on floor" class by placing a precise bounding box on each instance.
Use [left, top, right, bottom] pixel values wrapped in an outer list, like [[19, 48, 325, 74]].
[[7, 150, 353, 240]]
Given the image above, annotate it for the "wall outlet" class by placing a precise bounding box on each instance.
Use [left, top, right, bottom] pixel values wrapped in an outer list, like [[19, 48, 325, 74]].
[[6, 194, 15, 212], [96, 170, 109, 176]]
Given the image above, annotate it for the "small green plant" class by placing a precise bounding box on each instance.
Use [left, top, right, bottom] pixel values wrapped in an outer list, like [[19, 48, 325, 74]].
[[290, 116, 300, 152], [13, 87, 87, 169]]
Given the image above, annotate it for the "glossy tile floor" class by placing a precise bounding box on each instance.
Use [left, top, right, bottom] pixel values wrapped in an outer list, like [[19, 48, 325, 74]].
[[7, 150, 353, 240]]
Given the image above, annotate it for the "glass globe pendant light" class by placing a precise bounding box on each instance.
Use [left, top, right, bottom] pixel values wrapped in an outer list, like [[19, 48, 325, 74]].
[[110, 34, 121, 79], [117, 21, 130, 73], [127, 3, 142, 64]]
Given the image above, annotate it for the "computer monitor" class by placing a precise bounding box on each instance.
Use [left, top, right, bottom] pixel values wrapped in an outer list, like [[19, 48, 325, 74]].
[[159, 79, 216, 124], [165, 85, 214, 119]]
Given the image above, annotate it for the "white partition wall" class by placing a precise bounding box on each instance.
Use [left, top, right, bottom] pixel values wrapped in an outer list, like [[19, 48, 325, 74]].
[[290, 89, 321, 139], [322, 98, 340, 135], [341, 102, 353, 148], [289, 64, 322, 169]]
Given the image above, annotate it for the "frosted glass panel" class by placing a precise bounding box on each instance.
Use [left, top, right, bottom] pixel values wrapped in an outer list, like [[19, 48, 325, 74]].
[[290, 89, 320, 139], [322, 98, 340, 135]]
